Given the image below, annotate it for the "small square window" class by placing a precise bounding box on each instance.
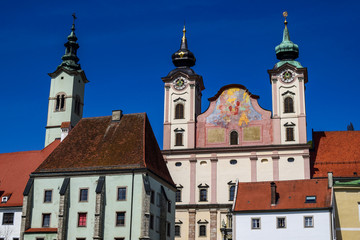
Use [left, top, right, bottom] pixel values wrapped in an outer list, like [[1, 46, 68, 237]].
[[304, 216, 314, 228], [117, 187, 126, 201], [2, 213, 14, 225], [116, 212, 125, 226], [251, 218, 260, 229], [79, 189, 88, 202], [78, 213, 87, 227], [42, 213, 50, 227], [44, 190, 52, 203], [277, 217, 286, 228]]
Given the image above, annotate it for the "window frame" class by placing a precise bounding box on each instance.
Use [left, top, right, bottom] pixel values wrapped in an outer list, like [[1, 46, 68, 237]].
[[77, 212, 87, 227], [116, 212, 126, 227], [304, 216, 314, 228], [43, 189, 52, 203], [251, 218, 261, 230], [2, 212, 14, 225], [276, 217, 286, 229], [42, 213, 51, 228], [79, 188, 89, 202], [175, 103, 184, 119], [199, 225, 206, 237], [117, 187, 127, 201], [199, 189, 207, 202]]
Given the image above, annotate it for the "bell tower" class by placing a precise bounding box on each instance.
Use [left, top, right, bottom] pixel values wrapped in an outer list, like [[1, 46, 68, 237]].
[[268, 12, 308, 145], [162, 26, 205, 150], [45, 14, 88, 147]]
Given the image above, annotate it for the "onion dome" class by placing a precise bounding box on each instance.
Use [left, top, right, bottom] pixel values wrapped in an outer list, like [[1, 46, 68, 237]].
[[171, 25, 196, 68], [58, 13, 81, 71], [274, 12, 302, 68]]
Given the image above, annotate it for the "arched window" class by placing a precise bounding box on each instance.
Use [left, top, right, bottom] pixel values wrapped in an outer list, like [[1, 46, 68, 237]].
[[175, 104, 184, 119], [175, 133, 183, 146], [74, 95, 81, 115], [229, 185, 235, 201], [230, 131, 238, 145], [55, 93, 66, 111], [284, 97, 294, 113]]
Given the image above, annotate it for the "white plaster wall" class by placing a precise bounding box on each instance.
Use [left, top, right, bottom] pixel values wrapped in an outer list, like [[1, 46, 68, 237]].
[[175, 210, 189, 239], [0, 207, 21, 239], [278, 155, 305, 180], [196, 160, 211, 203], [234, 210, 332, 240], [167, 159, 191, 203], [257, 157, 274, 182]]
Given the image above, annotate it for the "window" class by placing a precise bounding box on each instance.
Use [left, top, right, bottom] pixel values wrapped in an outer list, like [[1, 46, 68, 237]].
[[167, 222, 171, 237], [167, 201, 171, 213], [284, 97, 294, 113], [116, 212, 125, 226], [44, 190, 52, 203], [199, 225, 206, 236], [199, 189, 207, 202], [175, 133, 183, 146], [175, 225, 181, 237], [36, 238, 44, 240], [76, 238, 86, 240], [229, 185, 235, 201], [305, 196, 316, 203], [175, 162, 182, 167], [230, 131, 238, 145], [150, 214, 154, 229], [286, 127, 294, 141], [78, 213, 87, 227], [114, 238, 124, 240], [251, 218, 260, 229], [13, 238, 19, 240], [79, 189, 88, 202], [42, 213, 50, 227], [2, 213, 14, 225], [230, 159, 237, 165], [277, 217, 286, 228], [175, 104, 184, 119], [304, 216, 314, 228], [55, 93, 66, 111], [287, 157, 295, 162], [176, 189, 182, 202], [117, 187, 126, 201], [150, 190, 155, 204], [75, 95, 81, 115]]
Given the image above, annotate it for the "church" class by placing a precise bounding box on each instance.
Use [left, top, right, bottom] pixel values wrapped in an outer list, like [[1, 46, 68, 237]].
[[162, 12, 311, 239]]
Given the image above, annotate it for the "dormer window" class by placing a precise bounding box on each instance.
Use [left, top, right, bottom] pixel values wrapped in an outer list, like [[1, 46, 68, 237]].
[[305, 196, 316, 203], [1, 196, 8, 203]]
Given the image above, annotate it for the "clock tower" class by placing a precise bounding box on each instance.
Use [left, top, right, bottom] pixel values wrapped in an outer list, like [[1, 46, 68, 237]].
[[162, 26, 205, 150], [268, 12, 308, 145], [44, 15, 88, 147]]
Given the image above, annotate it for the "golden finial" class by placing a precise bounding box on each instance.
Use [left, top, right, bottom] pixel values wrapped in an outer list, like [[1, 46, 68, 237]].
[[182, 24, 186, 42], [283, 11, 288, 26]]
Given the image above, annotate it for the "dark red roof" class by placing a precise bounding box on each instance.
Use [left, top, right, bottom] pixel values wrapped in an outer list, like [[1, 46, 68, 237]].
[[311, 131, 360, 178], [0, 140, 60, 207], [233, 179, 332, 212], [35, 113, 174, 185]]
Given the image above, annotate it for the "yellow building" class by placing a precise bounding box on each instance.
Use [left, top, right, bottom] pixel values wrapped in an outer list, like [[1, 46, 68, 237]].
[[334, 179, 360, 240]]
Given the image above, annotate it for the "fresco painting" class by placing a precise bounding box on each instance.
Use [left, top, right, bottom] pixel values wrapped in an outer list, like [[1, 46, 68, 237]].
[[207, 128, 226, 143], [243, 126, 261, 141], [206, 88, 262, 127]]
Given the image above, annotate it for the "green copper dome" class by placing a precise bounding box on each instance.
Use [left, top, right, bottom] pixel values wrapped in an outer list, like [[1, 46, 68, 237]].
[[274, 12, 302, 69]]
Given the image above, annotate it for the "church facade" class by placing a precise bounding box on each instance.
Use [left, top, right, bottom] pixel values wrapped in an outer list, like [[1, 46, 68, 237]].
[[162, 15, 311, 239]]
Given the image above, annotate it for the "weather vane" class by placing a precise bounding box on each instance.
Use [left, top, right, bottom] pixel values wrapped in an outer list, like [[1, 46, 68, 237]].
[[283, 11, 288, 25]]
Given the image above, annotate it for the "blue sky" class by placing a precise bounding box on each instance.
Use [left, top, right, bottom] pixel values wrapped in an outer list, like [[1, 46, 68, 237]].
[[0, 0, 359, 153]]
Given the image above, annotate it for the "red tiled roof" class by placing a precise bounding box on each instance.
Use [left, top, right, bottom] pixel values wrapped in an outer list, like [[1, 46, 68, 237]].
[[311, 131, 360, 178], [25, 228, 57, 233], [60, 121, 71, 128], [0, 140, 60, 207], [35, 113, 174, 186], [233, 179, 332, 212]]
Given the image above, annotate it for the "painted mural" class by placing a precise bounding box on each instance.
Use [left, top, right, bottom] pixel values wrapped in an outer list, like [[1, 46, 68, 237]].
[[206, 88, 261, 127]]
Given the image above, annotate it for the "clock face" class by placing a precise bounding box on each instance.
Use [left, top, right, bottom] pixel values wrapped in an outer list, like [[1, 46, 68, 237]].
[[281, 70, 295, 83], [173, 77, 187, 90]]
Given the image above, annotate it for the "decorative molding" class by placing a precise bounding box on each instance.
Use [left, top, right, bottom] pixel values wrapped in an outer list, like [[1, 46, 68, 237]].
[[284, 122, 296, 127], [197, 219, 209, 224], [174, 97, 186, 103], [281, 90, 295, 96], [176, 184, 184, 189], [175, 220, 183, 224], [227, 181, 235, 186], [174, 128, 185, 132], [198, 183, 209, 188]]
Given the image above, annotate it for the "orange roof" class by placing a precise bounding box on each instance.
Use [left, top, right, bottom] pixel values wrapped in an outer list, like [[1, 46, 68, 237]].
[[311, 131, 360, 178], [35, 113, 174, 186], [60, 121, 71, 128], [233, 179, 332, 212], [0, 140, 60, 207]]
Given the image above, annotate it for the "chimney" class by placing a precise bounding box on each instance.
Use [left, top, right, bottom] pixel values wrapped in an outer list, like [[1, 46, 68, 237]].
[[328, 172, 333, 188], [112, 110, 123, 122], [271, 182, 277, 206]]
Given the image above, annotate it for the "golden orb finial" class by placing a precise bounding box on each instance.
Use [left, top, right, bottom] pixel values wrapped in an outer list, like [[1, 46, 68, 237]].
[[283, 11, 288, 25]]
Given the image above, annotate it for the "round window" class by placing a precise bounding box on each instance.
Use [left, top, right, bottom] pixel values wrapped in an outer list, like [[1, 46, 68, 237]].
[[175, 162, 182, 167], [287, 157, 295, 162], [230, 160, 237, 165]]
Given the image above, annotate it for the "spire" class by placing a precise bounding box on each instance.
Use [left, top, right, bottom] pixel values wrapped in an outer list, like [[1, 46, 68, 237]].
[[171, 24, 196, 68], [58, 13, 81, 71], [275, 12, 301, 68]]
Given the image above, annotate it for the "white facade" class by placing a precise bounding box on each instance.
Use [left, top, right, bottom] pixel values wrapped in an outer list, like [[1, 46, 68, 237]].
[[0, 207, 21, 240], [233, 210, 334, 240]]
